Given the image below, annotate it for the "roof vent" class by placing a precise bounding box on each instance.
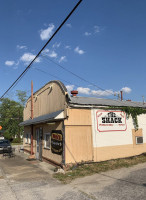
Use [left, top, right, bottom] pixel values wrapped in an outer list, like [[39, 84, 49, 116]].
[[71, 90, 78, 97]]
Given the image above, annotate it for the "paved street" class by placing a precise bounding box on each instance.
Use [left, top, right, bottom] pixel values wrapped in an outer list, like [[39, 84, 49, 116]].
[[1, 152, 146, 199]]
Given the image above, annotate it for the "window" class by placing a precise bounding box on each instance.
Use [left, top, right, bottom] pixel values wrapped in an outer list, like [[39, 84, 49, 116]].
[[44, 133, 51, 149], [136, 136, 143, 144], [25, 133, 31, 144]]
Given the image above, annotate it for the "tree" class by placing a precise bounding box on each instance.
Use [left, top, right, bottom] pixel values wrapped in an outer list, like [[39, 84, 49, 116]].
[[16, 90, 27, 106], [0, 90, 27, 141]]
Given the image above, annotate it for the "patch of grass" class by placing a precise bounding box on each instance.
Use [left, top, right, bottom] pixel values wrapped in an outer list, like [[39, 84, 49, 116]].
[[53, 153, 146, 183], [11, 142, 23, 146]]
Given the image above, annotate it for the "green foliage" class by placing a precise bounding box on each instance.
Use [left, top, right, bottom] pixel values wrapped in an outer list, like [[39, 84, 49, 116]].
[[12, 137, 21, 143], [0, 90, 27, 140], [0, 98, 23, 139], [54, 154, 146, 183], [16, 90, 27, 106], [110, 106, 146, 130]]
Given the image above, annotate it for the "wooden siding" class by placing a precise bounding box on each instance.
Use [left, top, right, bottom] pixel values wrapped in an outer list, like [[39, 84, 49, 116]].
[[39, 122, 63, 164], [24, 82, 66, 121], [23, 122, 63, 164], [64, 108, 92, 126], [64, 109, 93, 164]]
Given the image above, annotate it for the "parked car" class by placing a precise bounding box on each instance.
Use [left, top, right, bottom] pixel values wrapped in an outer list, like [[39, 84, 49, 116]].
[[0, 136, 4, 140], [0, 139, 11, 153]]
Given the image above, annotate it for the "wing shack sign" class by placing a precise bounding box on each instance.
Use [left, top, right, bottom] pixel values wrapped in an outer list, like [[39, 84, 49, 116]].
[[96, 110, 127, 132]]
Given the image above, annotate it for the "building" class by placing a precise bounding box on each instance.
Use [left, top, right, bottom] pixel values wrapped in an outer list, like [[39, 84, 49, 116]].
[[20, 80, 146, 167]]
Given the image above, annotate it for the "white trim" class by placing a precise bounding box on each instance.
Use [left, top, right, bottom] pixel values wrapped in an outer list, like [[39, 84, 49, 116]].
[[55, 111, 64, 119], [25, 133, 31, 144], [44, 133, 51, 149]]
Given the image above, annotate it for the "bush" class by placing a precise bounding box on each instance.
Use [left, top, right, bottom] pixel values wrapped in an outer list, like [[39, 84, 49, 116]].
[[12, 138, 21, 143]]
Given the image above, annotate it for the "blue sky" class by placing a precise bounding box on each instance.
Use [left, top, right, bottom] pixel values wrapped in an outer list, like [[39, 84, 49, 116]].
[[1, 0, 146, 102]]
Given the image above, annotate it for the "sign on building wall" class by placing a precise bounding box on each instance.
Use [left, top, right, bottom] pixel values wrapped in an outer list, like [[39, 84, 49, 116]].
[[51, 130, 63, 155], [96, 110, 127, 132]]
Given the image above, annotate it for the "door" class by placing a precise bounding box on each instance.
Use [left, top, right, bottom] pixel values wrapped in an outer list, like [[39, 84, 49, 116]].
[[36, 128, 43, 161]]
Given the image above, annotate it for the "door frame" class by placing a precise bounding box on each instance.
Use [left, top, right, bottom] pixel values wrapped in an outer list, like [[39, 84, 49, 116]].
[[36, 127, 43, 161]]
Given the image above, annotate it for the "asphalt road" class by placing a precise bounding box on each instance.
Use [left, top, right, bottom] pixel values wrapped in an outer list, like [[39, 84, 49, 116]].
[[0, 152, 146, 200]]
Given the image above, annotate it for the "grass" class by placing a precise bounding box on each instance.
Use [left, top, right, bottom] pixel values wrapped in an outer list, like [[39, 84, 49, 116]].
[[11, 142, 23, 146], [53, 153, 146, 183]]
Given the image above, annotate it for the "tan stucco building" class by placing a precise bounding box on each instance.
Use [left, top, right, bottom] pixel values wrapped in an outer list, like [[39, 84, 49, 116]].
[[20, 80, 146, 167]]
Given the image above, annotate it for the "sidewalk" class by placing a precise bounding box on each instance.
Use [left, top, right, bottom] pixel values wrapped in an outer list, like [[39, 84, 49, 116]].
[[14, 147, 56, 175]]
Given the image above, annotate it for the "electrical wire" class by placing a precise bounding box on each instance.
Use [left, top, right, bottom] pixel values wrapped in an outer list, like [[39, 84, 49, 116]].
[[34, 67, 81, 87], [34, 65, 119, 100], [0, 0, 83, 100], [40, 55, 146, 108], [41, 54, 116, 97]]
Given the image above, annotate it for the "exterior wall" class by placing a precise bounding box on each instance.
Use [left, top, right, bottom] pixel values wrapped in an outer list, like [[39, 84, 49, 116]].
[[64, 108, 93, 164], [23, 82, 66, 121], [23, 126, 32, 153], [23, 122, 63, 164], [91, 109, 146, 162], [37, 121, 63, 164]]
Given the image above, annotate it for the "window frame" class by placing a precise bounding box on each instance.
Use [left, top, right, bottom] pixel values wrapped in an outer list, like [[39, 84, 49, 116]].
[[44, 133, 51, 149], [25, 133, 31, 144], [135, 136, 143, 145]]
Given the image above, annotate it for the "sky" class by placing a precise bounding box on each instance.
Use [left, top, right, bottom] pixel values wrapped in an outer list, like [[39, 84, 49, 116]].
[[0, 0, 146, 102]]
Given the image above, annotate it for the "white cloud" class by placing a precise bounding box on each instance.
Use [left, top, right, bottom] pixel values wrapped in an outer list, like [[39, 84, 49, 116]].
[[66, 85, 132, 97], [20, 53, 40, 64], [48, 50, 57, 58], [65, 45, 71, 50], [59, 56, 67, 63], [84, 32, 91, 36], [66, 85, 115, 96], [74, 46, 85, 55], [15, 61, 20, 66], [52, 42, 61, 48], [91, 89, 114, 96], [77, 87, 91, 95], [40, 24, 55, 40], [66, 23, 72, 28], [94, 25, 100, 33], [42, 48, 49, 54], [5, 61, 15, 66], [121, 87, 132, 94], [66, 85, 74, 92], [17, 45, 27, 50], [13, 66, 18, 70], [42, 49, 57, 58]]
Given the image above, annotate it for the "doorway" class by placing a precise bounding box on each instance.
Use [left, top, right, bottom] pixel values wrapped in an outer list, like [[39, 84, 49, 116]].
[[36, 127, 43, 161]]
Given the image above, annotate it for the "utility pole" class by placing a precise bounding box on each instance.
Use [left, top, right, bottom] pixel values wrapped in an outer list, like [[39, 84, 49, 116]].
[[142, 96, 145, 105], [30, 80, 34, 156], [120, 91, 123, 101]]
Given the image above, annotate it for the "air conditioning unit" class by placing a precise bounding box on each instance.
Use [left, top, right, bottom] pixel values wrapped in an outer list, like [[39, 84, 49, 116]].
[[136, 136, 143, 144]]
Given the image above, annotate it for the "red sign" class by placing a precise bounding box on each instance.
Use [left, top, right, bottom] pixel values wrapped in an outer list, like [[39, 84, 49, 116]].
[[0, 126, 2, 130]]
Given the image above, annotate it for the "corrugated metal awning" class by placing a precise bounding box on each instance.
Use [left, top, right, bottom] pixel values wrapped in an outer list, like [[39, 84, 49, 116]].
[[19, 110, 64, 126]]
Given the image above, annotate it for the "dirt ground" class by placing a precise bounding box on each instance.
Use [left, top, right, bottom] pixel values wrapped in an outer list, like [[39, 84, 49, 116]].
[[1, 151, 146, 200]]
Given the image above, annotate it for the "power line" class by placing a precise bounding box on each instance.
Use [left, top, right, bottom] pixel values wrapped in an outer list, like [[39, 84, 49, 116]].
[[34, 67, 81, 87], [41, 54, 118, 97], [40, 55, 146, 108], [0, 0, 83, 100]]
